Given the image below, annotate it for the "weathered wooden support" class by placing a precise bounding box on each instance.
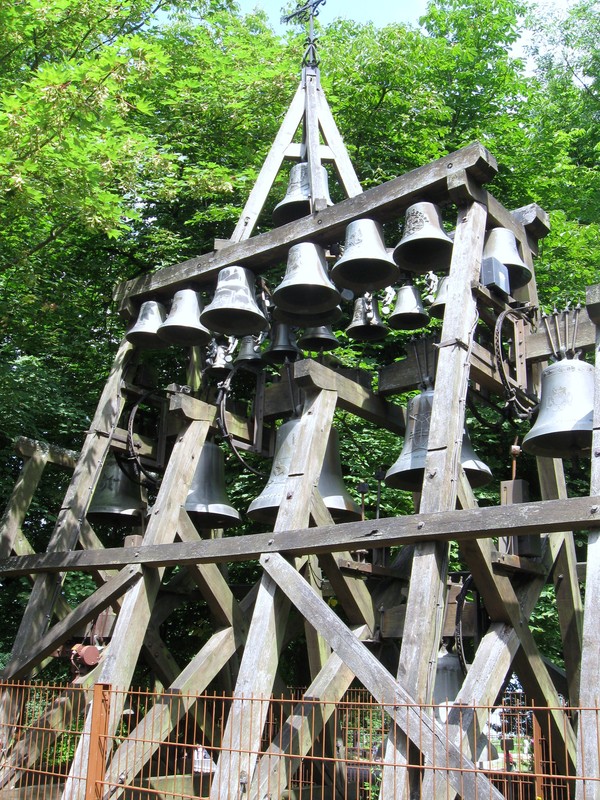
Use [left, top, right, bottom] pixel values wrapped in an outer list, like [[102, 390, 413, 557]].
[[576, 287, 600, 799], [2, 494, 598, 576]]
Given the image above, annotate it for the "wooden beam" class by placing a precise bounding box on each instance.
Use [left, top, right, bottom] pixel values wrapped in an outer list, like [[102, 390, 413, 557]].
[[261, 551, 505, 800], [0, 448, 49, 560], [113, 142, 498, 306], [13, 437, 78, 468], [2, 494, 598, 577]]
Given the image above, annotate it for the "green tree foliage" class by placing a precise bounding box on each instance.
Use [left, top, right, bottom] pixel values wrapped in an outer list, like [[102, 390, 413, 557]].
[[0, 0, 598, 676]]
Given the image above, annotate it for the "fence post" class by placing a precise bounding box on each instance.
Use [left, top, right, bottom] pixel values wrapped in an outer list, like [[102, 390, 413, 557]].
[[85, 683, 111, 800]]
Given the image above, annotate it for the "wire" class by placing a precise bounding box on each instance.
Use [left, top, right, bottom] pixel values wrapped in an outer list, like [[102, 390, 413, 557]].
[[216, 368, 268, 479]]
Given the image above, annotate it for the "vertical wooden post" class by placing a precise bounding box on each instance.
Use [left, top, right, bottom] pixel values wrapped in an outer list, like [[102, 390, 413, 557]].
[[575, 287, 600, 798], [85, 683, 111, 800]]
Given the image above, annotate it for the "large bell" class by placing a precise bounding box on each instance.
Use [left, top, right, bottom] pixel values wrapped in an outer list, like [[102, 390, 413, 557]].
[[482, 228, 532, 290], [428, 276, 450, 319], [273, 304, 343, 327], [262, 323, 303, 365], [388, 284, 430, 331], [330, 218, 398, 292], [393, 202, 453, 273], [273, 243, 340, 314], [184, 441, 241, 529], [157, 289, 211, 347], [87, 453, 145, 527], [298, 325, 340, 351], [433, 643, 464, 722], [126, 301, 167, 349], [234, 335, 264, 371], [522, 359, 594, 458], [247, 420, 360, 524], [385, 389, 492, 490], [346, 295, 388, 341], [272, 162, 333, 226], [200, 266, 267, 337]]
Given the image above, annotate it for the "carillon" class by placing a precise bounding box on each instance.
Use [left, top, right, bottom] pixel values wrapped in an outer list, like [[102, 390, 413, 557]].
[[388, 283, 430, 330], [273, 242, 340, 314], [184, 441, 241, 529], [87, 453, 145, 527], [393, 201, 453, 273], [262, 323, 303, 364], [126, 300, 167, 348], [346, 294, 387, 341], [201, 266, 267, 337], [298, 325, 340, 351], [157, 289, 211, 346], [272, 162, 332, 226], [331, 218, 398, 292], [248, 420, 360, 524], [482, 227, 532, 290]]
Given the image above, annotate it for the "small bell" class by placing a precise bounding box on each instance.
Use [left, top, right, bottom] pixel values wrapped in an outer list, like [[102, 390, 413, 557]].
[[247, 420, 360, 524], [234, 335, 264, 371], [388, 284, 430, 331], [522, 359, 594, 458], [346, 295, 388, 341], [273, 243, 340, 314], [184, 441, 241, 529], [200, 266, 267, 337], [428, 276, 450, 319], [393, 202, 453, 273], [298, 325, 340, 352], [272, 162, 333, 227], [385, 389, 492, 490], [433, 642, 464, 722], [87, 453, 145, 527], [330, 218, 398, 292], [204, 338, 234, 380], [126, 301, 167, 349], [482, 228, 532, 290], [157, 289, 211, 346], [272, 304, 343, 327], [262, 323, 303, 365]]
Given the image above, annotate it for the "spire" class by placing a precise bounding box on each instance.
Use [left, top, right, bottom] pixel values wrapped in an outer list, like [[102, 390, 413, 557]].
[[281, 0, 327, 68]]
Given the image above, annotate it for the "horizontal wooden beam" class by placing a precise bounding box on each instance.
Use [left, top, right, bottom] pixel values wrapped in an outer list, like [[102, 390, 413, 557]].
[[113, 142, 498, 308], [13, 437, 78, 469], [1, 496, 598, 578]]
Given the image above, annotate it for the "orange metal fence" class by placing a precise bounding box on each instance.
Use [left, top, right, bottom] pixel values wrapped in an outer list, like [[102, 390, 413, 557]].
[[0, 681, 598, 799]]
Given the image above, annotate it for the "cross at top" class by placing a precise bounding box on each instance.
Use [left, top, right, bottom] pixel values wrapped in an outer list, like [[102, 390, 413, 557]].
[[281, 0, 327, 68]]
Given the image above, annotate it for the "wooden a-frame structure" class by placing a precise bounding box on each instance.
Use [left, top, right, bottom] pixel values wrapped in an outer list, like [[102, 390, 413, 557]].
[[1, 59, 600, 800]]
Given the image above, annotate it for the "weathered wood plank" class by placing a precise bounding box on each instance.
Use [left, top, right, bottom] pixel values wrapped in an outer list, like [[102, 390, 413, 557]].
[[113, 142, 497, 305], [0, 449, 48, 560], [576, 310, 600, 799], [230, 82, 305, 242], [316, 83, 362, 197], [261, 551, 505, 800], [2, 494, 598, 577]]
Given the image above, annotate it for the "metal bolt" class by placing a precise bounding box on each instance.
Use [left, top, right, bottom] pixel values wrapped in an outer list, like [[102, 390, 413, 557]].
[[591, 506, 599, 514], [268, 538, 274, 546], [417, 522, 424, 529]]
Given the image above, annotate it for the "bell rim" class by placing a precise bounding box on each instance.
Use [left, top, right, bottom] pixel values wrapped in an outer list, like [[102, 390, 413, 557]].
[[200, 309, 267, 337]]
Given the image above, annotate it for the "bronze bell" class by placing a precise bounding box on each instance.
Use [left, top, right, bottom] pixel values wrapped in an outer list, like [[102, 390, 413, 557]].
[[200, 266, 267, 337], [273, 304, 343, 327], [234, 335, 264, 371], [273, 242, 340, 314], [393, 202, 453, 273], [346, 294, 388, 341], [522, 359, 594, 458], [157, 289, 211, 347], [272, 162, 333, 227], [385, 389, 492, 490], [126, 300, 167, 349], [428, 276, 450, 319], [330, 218, 398, 292], [184, 441, 241, 529], [262, 323, 302, 365], [388, 284, 430, 331], [482, 228, 532, 290], [298, 325, 340, 351], [87, 453, 145, 527], [247, 420, 360, 524]]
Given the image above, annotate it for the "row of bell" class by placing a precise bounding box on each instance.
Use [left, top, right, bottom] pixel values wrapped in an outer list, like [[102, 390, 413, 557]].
[[88, 351, 595, 531], [273, 161, 532, 288]]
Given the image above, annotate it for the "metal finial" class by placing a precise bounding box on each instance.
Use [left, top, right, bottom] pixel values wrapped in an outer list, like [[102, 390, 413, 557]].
[[281, 0, 326, 68]]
